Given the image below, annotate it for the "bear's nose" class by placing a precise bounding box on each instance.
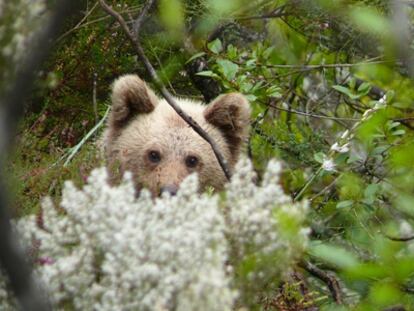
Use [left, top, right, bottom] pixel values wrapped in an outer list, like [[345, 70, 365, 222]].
[[160, 185, 178, 196]]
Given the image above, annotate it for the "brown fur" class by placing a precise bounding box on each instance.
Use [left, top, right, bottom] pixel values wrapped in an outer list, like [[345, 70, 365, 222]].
[[103, 74, 251, 196]]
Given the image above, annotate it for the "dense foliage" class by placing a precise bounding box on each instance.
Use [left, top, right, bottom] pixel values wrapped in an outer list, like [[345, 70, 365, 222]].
[[1, 0, 414, 310]]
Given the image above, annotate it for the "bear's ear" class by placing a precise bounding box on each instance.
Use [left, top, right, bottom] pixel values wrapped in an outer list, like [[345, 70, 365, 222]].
[[109, 74, 158, 127], [204, 93, 251, 158]]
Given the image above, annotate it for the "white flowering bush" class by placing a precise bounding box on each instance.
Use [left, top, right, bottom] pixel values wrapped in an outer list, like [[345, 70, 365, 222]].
[[2, 158, 308, 310]]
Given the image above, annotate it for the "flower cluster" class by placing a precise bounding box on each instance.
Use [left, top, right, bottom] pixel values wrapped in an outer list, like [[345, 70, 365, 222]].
[[225, 159, 309, 305], [2, 158, 309, 310]]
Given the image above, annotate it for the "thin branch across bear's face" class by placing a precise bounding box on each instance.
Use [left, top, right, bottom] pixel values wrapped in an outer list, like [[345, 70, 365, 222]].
[[103, 75, 251, 196]]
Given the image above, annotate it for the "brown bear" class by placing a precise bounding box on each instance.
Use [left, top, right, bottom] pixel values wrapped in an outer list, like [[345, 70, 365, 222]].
[[103, 74, 251, 196]]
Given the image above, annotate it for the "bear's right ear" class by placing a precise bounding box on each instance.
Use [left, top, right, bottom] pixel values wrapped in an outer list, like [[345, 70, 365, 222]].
[[109, 74, 158, 128], [204, 93, 251, 160]]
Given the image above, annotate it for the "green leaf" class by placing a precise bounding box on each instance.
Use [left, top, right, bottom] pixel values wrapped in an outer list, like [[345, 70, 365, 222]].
[[309, 242, 359, 269], [217, 59, 239, 81], [314, 152, 325, 164], [207, 39, 223, 54], [266, 85, 282, 98], [185, 52, 206, 64], [245, 94, 257, 101], [357, 82, 371, 95], [349, 78, 356, 90], [337, 200, 354, 209], [332, 85, 360, 100], [385, 90, 395, 101], [347, 154, 360, 164], [392, 129, 405, 136], [240, 81, 253, 93], [363, 184, 379, 204], [371, 146, 388, 155], [226, 44, 238, 59], [387, 121, 400, 130], [251, 81, 264, 92], [245, 59, 256, 68], [195, 71, 219, 78]]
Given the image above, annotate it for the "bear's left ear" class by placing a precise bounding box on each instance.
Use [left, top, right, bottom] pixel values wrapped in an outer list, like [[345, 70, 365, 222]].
[[109, 74, 158, 129], [204, 93, 251, 158]]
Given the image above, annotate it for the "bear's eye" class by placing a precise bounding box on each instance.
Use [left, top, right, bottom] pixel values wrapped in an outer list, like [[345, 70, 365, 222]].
[[148, 150, 161, 163], [185, 155, 199, 168]]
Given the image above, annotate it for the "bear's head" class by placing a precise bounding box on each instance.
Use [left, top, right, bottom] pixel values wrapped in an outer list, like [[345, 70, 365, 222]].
[[104, 74, 251, 196]]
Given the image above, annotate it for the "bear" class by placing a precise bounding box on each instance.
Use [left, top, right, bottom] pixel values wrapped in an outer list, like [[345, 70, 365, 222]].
[[103, 74, 251, 196]]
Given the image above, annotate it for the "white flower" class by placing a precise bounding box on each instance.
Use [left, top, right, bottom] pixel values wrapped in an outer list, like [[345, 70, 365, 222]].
[[322, 157, 336, 172], [330, 142, 350, 153], [362, 108, 374, 119], [2, 158, 309, 310], [399, 221, 413, 236], [378, 94, 387, 104], [340, 130, 350, 139]]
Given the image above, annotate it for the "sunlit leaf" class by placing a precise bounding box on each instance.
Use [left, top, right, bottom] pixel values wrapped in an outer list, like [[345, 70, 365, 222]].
[[195, 70, 219, 78], [337, 200, 354, 209], [309, 242, 359, 269], [332, 85, 360, 100], [207, 38, 223, 54], [186, 52, 206, 64], [217, 59, 238, 81], [314, 152, 325, 164]]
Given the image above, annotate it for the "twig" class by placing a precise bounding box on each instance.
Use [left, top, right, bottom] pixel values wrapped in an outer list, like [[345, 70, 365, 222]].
[[133, 0, 156, 36], [309, 176, 341, 202], [394, 117, 414, 122], [63, 106, 110, 167], [294, 167, 323, 201], [93, 72, 98, 125], [0, 1, 82, 310], [385, 234, 414, 242], [386, 307, 406, 311], [243, 58, 388, 70], [56, 4, 142, 42], [269, 103, 361, 121], [99, 0, 231, 180], [299, 260, 343, 304], [235, 5, 286, 21], [56, 2, 98, 42]]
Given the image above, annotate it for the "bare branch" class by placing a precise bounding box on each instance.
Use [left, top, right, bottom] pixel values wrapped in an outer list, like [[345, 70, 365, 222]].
[[133, 0, 156, 36], [233, 57, 389, 70], [268, 103, 361, 121], [299, 260, 343, 304], [383, 305, 406, 311], [235, 5, 287, 21], [386, 234, 414, 242], [0, 1, 83, 310], [98, 0, 232, 180]]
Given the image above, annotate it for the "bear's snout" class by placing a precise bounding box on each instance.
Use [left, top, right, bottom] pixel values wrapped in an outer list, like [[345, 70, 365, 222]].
[[159, 184, 179, 196]]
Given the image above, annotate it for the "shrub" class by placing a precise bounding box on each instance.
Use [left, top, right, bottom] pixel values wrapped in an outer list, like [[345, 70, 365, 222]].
[[1, 158, 308, 310]]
